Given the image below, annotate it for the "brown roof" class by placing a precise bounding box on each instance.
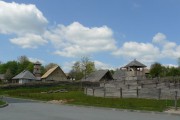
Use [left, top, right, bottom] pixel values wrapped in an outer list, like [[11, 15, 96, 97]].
[[41, 66, 66, 79]]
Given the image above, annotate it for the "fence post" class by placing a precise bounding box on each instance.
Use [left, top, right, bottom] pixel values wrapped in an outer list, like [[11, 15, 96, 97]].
[[156, 82, 158, 88], [175, 91, 178, 110], [92, 88, 95, 96], [168, 83, 170, 89], [120, 88, 122, 98], [85, 87, 87, 95], [141, 83, 144, 88], [158, 88, 161, 100], [104, 88, 106, 98], [123, 79, 125, 84], [127, 84, 130, 89], [136, 87, 139, 98]]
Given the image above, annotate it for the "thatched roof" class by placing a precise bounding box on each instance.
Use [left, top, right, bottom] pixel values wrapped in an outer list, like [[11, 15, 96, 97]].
[[41, 66, 66, 79], [124, 59, 146, 68], [81, 70, 113, 82], [12, 70, 36, 80], [113, 69, 126, 80]]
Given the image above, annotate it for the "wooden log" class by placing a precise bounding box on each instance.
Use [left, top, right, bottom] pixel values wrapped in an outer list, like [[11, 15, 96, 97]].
[[104, 88, 106, 98], [158, 88, 161, 100], [120, 88, 122, 98], [92, 88, 95, 96], [174, 91, 178, 110], [136, 87, 139, 98]]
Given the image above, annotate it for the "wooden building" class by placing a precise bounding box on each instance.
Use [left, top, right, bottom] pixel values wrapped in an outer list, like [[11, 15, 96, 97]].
[[81, 70, 113, 82], [113, 59, 147, 81], [41, 66, 67, 81], [12, 70, 36, 84], [33, 61, 41, 80], [123, 59, 147, 77]]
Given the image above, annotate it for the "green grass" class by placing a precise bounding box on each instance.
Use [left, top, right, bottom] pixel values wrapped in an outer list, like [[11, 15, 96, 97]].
[[0, 85, 179, 112], [0, 100, 5, 106]]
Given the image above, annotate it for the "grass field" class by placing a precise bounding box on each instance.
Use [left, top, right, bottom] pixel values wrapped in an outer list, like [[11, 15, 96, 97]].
[[0, 100, 5, 106], [0, 84, 179, 112]]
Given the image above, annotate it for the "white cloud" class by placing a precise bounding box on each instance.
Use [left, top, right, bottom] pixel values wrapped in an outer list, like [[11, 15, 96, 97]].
[[94, 60, 115, 70], [62, 61, 76, 72], [28, 57, 45, 64], [10, 33, 48, 48], [112, 33, 180, 66], [163, 64, 178, 68], [152, 32, 166, 44], [112, 41, 160, 64], [62, 60, 115, 73], [153, 33, 180, 59], [44, 22, 117, 57], [1, 0, 179, 66], [0, 1, 48, 35]]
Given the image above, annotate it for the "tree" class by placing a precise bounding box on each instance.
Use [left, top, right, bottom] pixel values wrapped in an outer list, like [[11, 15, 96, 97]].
[[71, 61, 83, 80], [178, 57, 180, 68], [81, 57, 95, 79], [27, 62, 34, 73], [6, 61, 18, 75], [110, 70, 115, 75], [69, 57, 96, 80], [44, 63, 58, 71], [4, 69, 13, 82], [18, 55, 29, 64], [17, 55, 34, 73], [168, 67, 180, 76], [150, 62, 163, 77]]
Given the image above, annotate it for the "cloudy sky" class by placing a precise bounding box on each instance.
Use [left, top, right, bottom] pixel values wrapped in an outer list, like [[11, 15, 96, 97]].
[[0, 0, 180, 72]]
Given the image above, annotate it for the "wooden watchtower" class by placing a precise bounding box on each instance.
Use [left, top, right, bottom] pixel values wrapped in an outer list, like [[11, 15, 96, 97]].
[[33, 61, 41, 80], [123, 59, 146, 80]]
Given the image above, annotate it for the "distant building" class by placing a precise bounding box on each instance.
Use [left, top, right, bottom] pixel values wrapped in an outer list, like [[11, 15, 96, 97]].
[[113, 59, 147, 80], [123, 59, 146, 76], [33, 61, 41, 80], [113, 69, 126, 80], [12, 70, 37, 84], [41, 66, 67, 81], [81, 70, 113, 82]]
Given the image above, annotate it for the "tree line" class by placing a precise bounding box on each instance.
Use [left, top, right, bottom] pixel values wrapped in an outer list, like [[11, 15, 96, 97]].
[[150, 62, 180, 78], [0, 56, 60, 82], [0, 56, 96, 82], [1, 55, 180, 82]]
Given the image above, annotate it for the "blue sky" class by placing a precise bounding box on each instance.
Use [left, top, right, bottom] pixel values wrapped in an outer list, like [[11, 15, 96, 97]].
[[0, 0, 180, 72]]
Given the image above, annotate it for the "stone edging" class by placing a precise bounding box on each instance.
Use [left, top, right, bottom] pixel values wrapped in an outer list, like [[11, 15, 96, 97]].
[[0, 102, 8, 108]]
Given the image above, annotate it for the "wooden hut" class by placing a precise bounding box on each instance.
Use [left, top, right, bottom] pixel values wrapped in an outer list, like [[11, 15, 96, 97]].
[[81, 70, 113, 82], [12, 70, 36, 84], [41, 65, 67, 81]]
